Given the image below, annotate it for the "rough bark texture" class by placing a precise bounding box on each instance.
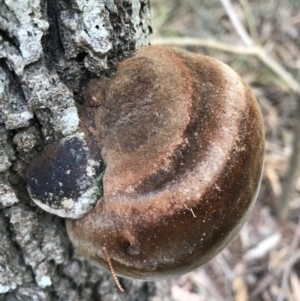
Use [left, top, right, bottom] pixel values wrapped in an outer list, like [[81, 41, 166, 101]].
[[0, 0, 173, 300]]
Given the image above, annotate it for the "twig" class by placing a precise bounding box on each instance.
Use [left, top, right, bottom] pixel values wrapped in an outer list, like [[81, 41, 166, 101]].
[[277, 97, 300, 219], [277, 250, 300, 301], [216, 253, 234, 281], [103, 247, 124, 292], [290, 216, 300, 251], [218, 0, 252, 46], [237, 0, 260, 43], [256, 50, 300, 95], [184, 204, 196, 217]]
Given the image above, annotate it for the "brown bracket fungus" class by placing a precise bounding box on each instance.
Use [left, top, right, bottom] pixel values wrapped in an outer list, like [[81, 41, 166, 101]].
[[27, 46, 265, 280]]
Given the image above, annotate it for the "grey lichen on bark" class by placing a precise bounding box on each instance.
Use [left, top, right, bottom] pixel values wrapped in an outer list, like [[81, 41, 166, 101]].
[[0, 0, 173, 300]]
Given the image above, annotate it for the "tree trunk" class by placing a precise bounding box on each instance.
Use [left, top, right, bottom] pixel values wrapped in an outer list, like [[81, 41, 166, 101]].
[[0, 0, 173, 300]]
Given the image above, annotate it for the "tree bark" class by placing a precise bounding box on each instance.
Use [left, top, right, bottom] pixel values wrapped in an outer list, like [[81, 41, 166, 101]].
[[0, 0, 173, 300]]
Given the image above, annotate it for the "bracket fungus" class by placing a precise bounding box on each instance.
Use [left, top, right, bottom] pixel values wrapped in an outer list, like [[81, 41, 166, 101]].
[[27, 46, 264, 280]]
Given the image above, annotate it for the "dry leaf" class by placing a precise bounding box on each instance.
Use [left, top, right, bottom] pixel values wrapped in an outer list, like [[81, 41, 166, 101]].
[[172, 285, 205, 301], [233, 276, 248, 301], [290, 272, 300, 301], [244, 233, 281, 261]]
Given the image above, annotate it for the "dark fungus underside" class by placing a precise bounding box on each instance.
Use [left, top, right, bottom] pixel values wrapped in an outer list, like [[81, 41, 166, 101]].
[[66, 46, 265, 280], [27, 137, 89, 207]]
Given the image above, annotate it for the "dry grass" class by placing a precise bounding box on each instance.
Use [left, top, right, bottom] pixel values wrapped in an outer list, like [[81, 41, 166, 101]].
[[150, 0, 300, 300]]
